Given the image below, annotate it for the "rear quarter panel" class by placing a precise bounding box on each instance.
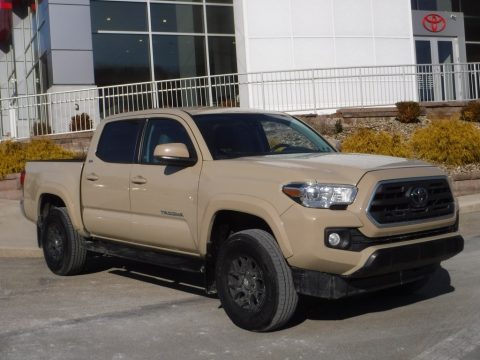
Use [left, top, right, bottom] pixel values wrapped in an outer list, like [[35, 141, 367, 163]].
[[23, 161, 86, 235]]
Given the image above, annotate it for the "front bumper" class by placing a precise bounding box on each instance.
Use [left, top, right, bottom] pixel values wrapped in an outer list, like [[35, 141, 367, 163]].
[[292, 234, 464, 299]]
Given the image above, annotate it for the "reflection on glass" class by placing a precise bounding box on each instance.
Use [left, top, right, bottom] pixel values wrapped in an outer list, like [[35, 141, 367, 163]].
[[465, 17, 480, 42], [152, 35, 206, 80], [91, 1, 147, 32], [150, 4, 203, 33], [411, 0, 453, 10], [437, 41, 456, 100], [438, 41, 454, 63], [208, 36, 237, 75], [415, 40, 432, 64], [466, 43, 480, 62], [207, 6, 234, 34], [415, 40, 434, 101], [93, 34, 150, 86], [462, 1, 480, 16]]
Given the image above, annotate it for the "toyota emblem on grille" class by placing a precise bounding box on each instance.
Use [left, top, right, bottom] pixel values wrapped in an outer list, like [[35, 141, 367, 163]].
[[409, 187, 429, 208]]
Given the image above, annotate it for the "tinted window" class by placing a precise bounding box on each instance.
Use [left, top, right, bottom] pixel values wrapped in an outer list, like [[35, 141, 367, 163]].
[[152, 35, 206, 79], [96, 120, 144, 163], [193, 113, 334, 159], [150, 4, 204, 33], [141, 119, 196, 164], [208, 36, 237, 75], [206, 6, 234, 34], [91, 1, 148, 32], [93, 33, 150, 86]]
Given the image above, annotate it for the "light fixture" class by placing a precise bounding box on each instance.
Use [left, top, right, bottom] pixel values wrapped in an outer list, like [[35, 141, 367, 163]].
[[106, 17, 111, 22]]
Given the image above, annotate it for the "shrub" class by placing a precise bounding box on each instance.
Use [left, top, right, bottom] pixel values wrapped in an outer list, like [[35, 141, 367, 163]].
[[334, 119, 343, 134], [410, 119, 480, 166], [395, 101, 422, 123], [341, 128, 412, 158], [32, 121, 52, 136], [0, 139, 76, 180], [460, 101, 480, 122], [70, 113, 93, 131]]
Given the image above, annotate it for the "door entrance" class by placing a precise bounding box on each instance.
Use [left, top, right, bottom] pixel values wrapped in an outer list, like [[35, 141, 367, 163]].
[[415, 37, 460, 101]]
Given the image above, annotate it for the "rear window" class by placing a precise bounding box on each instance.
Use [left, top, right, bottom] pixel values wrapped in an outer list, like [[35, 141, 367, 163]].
[[96, 120, 144, 163]]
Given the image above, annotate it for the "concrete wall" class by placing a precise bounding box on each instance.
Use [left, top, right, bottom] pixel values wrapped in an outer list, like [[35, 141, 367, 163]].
[[234, 0, 415, 111], [234, 0, 415, 74]]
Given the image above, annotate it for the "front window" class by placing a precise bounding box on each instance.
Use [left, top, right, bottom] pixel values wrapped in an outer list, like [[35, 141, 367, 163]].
[[192, 113, 334, 159]]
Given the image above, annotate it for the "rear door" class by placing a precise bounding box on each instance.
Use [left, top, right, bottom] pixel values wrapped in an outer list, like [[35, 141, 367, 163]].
[[129, 116, 201, 253], [82, 119, 144, 240]]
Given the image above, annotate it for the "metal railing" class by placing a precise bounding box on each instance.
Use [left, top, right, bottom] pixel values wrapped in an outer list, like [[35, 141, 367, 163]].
[[1, 63, 479, 140]]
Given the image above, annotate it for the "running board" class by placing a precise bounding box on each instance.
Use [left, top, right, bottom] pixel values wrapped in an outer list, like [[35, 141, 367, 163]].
[[84, 238, 205, 274]]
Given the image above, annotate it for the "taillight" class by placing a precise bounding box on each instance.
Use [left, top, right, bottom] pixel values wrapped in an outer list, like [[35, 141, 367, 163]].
[[20, 170, 26, 187]]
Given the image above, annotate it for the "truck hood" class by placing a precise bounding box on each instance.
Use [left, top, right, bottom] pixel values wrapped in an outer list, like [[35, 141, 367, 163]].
[[217, 153, 434, 185]]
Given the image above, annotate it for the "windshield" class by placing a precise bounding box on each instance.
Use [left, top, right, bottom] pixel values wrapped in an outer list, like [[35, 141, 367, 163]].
[[192, 113, 335, 159]]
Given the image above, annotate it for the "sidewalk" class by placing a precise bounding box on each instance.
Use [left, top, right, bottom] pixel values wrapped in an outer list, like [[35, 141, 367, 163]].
[[1, 195, 480, 258]]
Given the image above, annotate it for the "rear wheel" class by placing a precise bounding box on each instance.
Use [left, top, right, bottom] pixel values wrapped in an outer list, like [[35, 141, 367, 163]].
[[215, 229, 298, 331], [42, 207, 87, 276]]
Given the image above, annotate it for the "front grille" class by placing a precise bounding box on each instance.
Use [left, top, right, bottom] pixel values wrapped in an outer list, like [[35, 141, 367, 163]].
[[368, 177, 455, 225]]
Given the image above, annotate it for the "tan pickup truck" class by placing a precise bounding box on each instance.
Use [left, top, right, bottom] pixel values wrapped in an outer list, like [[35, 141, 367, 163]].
[[22, 108, 463, 331]]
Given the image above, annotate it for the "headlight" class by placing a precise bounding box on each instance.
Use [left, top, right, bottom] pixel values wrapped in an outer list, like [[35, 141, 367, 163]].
[[282, 183, 357, 209]]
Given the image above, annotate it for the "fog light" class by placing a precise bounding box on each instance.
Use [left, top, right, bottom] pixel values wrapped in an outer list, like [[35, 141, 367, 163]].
[[325, 228, 352, 250], [328, 233, 341, 247]]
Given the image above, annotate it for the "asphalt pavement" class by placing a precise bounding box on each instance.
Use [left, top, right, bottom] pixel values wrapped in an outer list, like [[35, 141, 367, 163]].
[[1, 197, 480, 359], [0, 212, 479, 360]]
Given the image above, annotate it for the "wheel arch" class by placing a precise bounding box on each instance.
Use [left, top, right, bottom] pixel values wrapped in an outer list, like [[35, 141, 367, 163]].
[[199, 196, 293, 259], [36, 189, 87, 246]]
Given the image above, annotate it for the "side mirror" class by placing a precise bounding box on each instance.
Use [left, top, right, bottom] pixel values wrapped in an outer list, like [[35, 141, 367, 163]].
[[153, 143, 196, 167]]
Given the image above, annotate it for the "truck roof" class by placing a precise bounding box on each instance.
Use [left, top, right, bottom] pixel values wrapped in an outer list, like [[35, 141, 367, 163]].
[[103, 107, 284, 122]]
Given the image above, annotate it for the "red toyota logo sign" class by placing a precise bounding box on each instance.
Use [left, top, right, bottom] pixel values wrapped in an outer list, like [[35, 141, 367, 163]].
[[422, 13, 446, 33]]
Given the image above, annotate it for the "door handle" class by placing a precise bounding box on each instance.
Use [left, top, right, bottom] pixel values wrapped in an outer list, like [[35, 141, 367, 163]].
[[131, 176, 147, 185], [86, 173, 99, 181]]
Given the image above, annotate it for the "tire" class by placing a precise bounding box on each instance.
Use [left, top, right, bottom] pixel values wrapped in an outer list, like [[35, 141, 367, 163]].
[[41, 207, 87, 276], [215, 229, 298, 331]]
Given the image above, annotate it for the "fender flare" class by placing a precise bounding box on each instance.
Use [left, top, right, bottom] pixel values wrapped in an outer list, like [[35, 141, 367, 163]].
[[199, 194, 293, 258]]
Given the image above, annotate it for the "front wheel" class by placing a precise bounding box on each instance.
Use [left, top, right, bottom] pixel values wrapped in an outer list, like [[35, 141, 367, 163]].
[[215, 229, 298, 331], [41, 207, 87, 276]]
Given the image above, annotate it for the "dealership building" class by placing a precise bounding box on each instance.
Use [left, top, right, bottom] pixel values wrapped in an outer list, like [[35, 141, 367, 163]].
[[1, 0, 480, 138]]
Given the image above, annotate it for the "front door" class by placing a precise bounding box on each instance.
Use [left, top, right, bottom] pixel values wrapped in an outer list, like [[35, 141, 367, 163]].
[[415, 37, 460, 101], [129, 116, 201, 254]]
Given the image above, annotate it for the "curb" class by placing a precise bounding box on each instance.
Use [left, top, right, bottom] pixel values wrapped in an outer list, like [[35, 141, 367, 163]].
[[458, 194, 480, 214]]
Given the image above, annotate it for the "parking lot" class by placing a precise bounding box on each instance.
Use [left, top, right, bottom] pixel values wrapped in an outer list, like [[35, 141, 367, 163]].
[[0, 210, 479, 360]]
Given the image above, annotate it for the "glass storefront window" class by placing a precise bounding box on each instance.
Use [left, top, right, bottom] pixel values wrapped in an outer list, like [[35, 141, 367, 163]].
[[152, 35, 206, 79], [150, 4, 203, 33], [465, 17, 480, 41], [206, 6, 234, 34], [208, 36, 237, 75], [90, 0, 236, 85], [411, 0, 455, 11], [461, 1, 480, 16], [91, 1, 148, 32], [92, 33, 150, 86], [466, 43, 480, 62], [152, 0, 203, 2]]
